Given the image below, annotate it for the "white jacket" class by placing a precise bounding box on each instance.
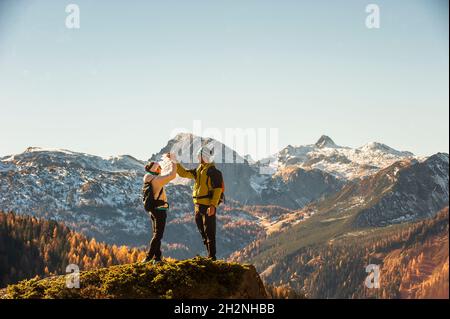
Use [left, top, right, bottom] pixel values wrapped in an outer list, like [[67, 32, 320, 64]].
[[143, 162, 177, 204]]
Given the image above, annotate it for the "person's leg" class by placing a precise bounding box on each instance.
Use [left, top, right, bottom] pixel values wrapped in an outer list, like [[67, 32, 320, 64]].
[[154, 210, 167, 260], [148, 210, 166, 261], [195, 204, 208, 253], [146, 213, 157, 259], [204, 210, 217, 260]]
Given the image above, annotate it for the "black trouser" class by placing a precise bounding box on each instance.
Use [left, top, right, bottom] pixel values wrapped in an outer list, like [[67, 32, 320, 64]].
[[147, 209, 167, 261], [195, 204, 216, 259]]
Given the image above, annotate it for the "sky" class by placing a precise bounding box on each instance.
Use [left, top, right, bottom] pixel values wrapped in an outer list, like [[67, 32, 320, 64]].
[[0, 0, 448, 160]]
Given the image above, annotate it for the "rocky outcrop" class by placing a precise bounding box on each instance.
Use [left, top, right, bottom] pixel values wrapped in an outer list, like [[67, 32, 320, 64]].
[[2, 257, 268, 299]]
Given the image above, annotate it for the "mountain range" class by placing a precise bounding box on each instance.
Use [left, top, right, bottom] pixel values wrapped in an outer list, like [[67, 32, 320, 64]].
[[1, 134, 447, 253], [0, 134, 448, 297]]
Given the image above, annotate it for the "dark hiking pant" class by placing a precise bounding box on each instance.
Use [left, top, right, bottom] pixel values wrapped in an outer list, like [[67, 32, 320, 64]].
[[195, 204, 216, 259], [147, 208, 167, 261]]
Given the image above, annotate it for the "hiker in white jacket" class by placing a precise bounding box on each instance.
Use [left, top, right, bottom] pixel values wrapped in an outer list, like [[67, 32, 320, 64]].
[[141, 153, 177, 264]]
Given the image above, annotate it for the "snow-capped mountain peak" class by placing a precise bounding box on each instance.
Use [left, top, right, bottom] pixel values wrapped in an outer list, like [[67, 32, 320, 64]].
[[315, 135, 338, 148], [358, 142, 414, 157], [261, 136, 416, 180], [151, 132, 247, 164]]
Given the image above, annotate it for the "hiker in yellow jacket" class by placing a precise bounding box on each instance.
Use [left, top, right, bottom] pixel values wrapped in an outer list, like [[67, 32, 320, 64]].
[[176, 146, 223, 260]]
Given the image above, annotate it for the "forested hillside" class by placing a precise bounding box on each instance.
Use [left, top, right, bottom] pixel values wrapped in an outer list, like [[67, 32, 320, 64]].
[[0, 211, 145, 288], [233, 207, 449, 298]]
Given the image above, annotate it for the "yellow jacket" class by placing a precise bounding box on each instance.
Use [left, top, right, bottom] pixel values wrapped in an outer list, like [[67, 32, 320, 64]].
[[176, 163, 223, 207]]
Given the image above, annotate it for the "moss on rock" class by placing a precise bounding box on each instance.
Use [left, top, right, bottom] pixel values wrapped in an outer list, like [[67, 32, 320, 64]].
[[4, 257, 267, 299]]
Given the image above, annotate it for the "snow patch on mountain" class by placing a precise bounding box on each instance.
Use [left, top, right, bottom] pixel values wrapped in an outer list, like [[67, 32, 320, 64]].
[[249, 174, 270, 195]]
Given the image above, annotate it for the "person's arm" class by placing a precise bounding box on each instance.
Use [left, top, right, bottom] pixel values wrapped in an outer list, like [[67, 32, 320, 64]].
[[176, 163, 196, 179], [208, 168, 223, 208], [153, 162, 177, 187]]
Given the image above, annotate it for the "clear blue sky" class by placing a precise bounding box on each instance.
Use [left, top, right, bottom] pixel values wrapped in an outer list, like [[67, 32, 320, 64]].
[[0, 0, 448, 160]]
